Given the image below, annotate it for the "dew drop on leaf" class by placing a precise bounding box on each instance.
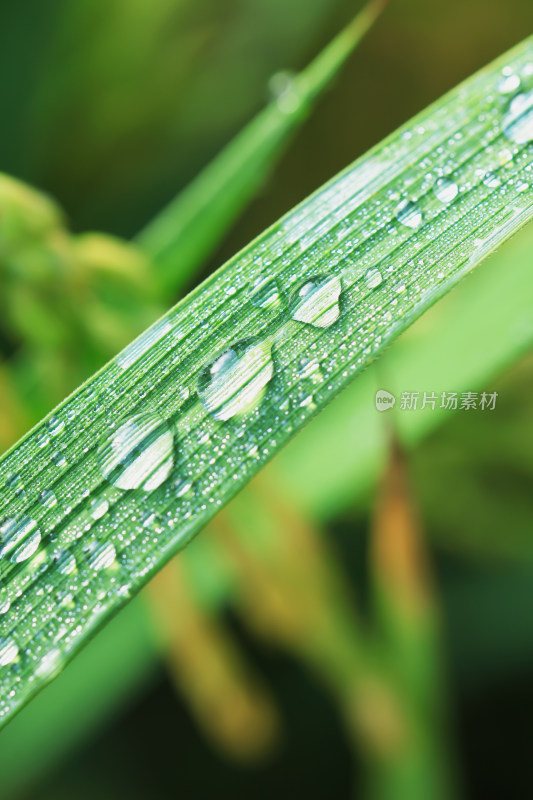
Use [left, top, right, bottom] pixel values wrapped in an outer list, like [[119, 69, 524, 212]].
[[47, 416, 65, 436], [248, 275, 281, 309], [394, 199, 423, 229], [503, 90, 533, 144], [6, 473, 21, 489], [197, 339, 274, 421], [483, 171, 501, 189], [35, 648, 62, 680], [498, 72, 521, 94], [364, 268, 383, 289], [433, 178, 459, 204], [37, 432, 50, 448], [0, 588, 10, 614], [97, 412, 174, 491], [0, 639, 19, 667], [0, 516, 41, 563], [52, 451, 68, 469], [90, 498, 109, 520], [88, 541, 117, 572], [289, 275, 342, 328], [297, 357, 321, 379], [57, 552, 77, 575], [175, 479, 193, 497], [40, 490, 57, 509]]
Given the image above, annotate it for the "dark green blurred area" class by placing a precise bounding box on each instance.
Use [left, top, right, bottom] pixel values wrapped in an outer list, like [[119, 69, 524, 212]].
[[1, 0, 533, 798], [2, 0, 529, 242]]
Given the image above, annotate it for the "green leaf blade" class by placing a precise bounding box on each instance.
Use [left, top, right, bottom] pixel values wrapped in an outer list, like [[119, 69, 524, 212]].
[[1, 35, 533, 728]]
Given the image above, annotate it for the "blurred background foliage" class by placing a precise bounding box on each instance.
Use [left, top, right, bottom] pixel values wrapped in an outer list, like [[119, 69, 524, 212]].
[[1, 0, 533, 797]]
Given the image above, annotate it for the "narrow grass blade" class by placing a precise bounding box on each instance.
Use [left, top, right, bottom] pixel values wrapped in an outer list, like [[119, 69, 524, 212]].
[[136, 0, 387, 296], [1, 36, 533, 729]]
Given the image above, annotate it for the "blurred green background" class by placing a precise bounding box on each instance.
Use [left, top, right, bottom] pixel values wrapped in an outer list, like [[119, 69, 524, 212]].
[[1, 0, 533, 798]]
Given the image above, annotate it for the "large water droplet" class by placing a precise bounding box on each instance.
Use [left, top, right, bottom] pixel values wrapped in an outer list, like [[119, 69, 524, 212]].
[[483, 171, 501, 189], [0, 639, 19, 667], [503, 90, 533, 144], [35, 648, 62, 680], [40, 490, 57, 509], [289, 275, 342, 329], [52, 451, 67, 469], [0, 588, 10, 614], [47, 416, 65, 436], [57, 552, 77, 575], [90, 498, 109, 520], [7, 473, 21, 489], [198, 339, 274, 421], [37, 432, 50, 448], [0, 517, 41, 563], [364, 268, 383, 289], [433, 178, 458, 204], [248, 276, 281, 309], [395, 200, 423, 229], [297, 357, 321, 380], [88, 541, 117, 572], [97, 413, 174, 491], [498, 72, 521, 94], [175, 478, 193, 498]]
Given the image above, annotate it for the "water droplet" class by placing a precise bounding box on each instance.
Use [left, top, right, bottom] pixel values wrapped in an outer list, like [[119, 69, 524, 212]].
[[57, 552, 77, 575], [289, 275, 342, 329], [248, 276, 281, 310], [0, 517, 41, 563], [0, 589, 10, 614], [37, 432, 50, 448], [90, 498, 109, 520], [178, 387, 190, 402], [433, 178, 458, 204], [299, 393, 316, 408], [498, 72, 521, 94], [483, 171, 501, 189], [141, 511, 158, 528], [297, 357, 321, 380], [53, 451, 67, 469], [40, 490, 57, 509], [244, 442, 259, 459], [268, 70, 302, 114], [395, 200, 423, 229], [393, 280, 406, 294], [117, 318, 172, 370], [503, 90, 533, 144], [98, 413, 174, 491], [175, 479, 193, 498], [47, 416, 65, 436], [88, 541, 117, 572], [7, 473, 21, 489], [0, 639, 19, 667], [197, 339, 274, 421], [35, 648, 62, 680], [364, 268, 383, 289]]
